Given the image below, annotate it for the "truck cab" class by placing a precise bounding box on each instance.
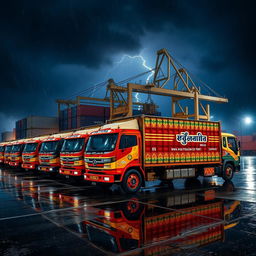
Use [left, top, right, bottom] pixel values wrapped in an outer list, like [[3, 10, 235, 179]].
[[4, 144, 13, 165], [22, 139, 43, 170], [0, 143, 6, 164], [9, 141, 25, 167], [59, 133, 89, 178], [84, 128, 141, 186], [38, 137, 65, 173], [221, 133, 240, 180]]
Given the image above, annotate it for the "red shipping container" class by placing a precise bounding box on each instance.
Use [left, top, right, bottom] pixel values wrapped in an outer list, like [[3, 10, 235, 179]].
[[77, 105, 110, 117]]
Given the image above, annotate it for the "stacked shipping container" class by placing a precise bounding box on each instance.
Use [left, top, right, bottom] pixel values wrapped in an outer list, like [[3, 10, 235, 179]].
[[16, 116, 59, 139], [59, 105, 110, 131]]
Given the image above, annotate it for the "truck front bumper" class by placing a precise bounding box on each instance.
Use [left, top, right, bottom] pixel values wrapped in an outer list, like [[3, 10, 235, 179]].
[[38, 166, 59, 173], [84, 173, 115, 183], [59, 168, 84, 177], [9, 161, 20, 167], [22, 163, 37, 170]]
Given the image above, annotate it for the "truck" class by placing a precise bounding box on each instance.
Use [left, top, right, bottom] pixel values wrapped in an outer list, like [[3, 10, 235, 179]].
[[9, 140, 27, 167], [0, 143, 6, 164], [59, 128, 97, 178], [38, 132, 72, 174], [21, 137, 47, 170], [3, 143, 13, 165], [84, 189, 241, 254], [84, 116, 240, 193]]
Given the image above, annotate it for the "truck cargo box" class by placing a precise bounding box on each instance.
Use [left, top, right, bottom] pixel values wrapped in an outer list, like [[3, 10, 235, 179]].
[[142, 116, 221, 166]]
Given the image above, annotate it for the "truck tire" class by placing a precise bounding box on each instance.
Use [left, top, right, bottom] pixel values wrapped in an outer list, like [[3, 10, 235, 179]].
[[121, 199, 144, 220], [121, 169, 142, 193], [222, 163, 234, 181]]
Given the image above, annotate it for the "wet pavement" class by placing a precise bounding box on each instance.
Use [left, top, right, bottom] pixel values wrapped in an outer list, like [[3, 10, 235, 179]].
[[0, 157, 256, 255]]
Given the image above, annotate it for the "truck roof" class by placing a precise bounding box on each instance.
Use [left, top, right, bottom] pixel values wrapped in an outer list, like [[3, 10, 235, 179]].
[[221, 132, 236, 138], [99, 119, 139, 130]]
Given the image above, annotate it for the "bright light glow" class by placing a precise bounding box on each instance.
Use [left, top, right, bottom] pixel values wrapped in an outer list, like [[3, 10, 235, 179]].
[[244, 116, 253, 125], [104, 177, 110, 181]]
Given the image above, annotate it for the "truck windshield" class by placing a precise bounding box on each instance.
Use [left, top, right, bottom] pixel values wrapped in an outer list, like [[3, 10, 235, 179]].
[[5, 146, 12, 152], [12, 144, 23, 153], [61, 138, 84, 152], [23, 143, 38, 153], [86, 133, 118, 153], [40, 141, 60, 153], [0, 146, 5, 152]]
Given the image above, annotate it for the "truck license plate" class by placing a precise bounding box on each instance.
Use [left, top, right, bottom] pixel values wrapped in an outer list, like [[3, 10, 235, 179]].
[[90, 175, 99, 180], [204, 167, 215, 176]]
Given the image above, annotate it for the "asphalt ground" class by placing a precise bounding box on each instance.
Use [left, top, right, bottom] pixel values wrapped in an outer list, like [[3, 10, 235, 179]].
[[0, 156, 255, 256]]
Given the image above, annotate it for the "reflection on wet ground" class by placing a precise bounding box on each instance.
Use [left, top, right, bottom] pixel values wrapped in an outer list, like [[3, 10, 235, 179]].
[[0, 156, 256, 255]]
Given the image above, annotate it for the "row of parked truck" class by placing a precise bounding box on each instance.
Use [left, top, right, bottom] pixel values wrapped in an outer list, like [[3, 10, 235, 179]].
[[0, 115, 241, 193]]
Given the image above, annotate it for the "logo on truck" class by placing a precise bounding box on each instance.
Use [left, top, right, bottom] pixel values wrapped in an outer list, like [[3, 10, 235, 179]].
[[176, 132, 207, 145]]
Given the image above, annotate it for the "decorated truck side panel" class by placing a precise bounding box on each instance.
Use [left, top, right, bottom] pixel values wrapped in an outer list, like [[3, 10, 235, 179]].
[[143, 116, 221, 166]]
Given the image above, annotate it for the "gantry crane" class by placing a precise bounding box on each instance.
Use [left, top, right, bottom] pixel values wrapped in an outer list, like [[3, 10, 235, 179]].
[[57, 48, 228, 121]]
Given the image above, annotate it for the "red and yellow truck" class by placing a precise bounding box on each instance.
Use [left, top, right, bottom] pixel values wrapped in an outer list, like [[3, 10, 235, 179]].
[[3, 143, 13, 165], [59, 128, 97, 178], [0, 143, 6, 164], [84, 116, 240, 193], [22, 137, 47, 170], [84, 190, 240, 254], [38, 132, 72, 174], [9, 139, 30, 167]]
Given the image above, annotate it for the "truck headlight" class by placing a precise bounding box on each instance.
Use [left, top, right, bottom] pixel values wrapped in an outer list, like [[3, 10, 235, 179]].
[[102, 157, 116, 163]]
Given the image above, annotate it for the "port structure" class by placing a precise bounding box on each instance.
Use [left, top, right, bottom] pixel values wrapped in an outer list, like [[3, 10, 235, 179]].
[[57, 48, 228, 121]]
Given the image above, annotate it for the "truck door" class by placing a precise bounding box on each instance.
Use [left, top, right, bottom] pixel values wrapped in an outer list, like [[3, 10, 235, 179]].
[[118, 134, 140, 167]]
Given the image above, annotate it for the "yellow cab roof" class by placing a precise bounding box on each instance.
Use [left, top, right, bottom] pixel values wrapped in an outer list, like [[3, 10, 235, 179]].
[[221, 132, 236, 137]]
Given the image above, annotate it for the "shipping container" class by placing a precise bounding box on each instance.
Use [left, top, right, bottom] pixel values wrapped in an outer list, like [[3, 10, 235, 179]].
[[26, 116, 58, 129], [59, 104, 110, 131], [1, 131, 15, 142], [77, 105, 110, 117]]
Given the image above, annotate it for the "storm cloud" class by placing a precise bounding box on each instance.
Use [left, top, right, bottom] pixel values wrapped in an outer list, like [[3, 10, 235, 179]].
[[0, 0, 255, 133]]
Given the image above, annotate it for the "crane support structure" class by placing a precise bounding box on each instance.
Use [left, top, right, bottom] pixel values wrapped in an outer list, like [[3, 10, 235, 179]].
[[108, 48, 228, 120]]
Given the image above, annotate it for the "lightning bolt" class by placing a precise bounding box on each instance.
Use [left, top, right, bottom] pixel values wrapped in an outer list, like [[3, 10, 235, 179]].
[[115, 54, 154, 83], [115, 54, 154, 104]]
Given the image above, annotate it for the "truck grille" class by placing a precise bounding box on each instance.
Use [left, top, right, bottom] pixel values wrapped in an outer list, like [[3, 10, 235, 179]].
[[40, 156, 53, 160]]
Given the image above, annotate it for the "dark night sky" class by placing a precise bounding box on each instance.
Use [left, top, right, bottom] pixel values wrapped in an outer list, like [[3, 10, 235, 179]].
[[0, 0, 255, 134]]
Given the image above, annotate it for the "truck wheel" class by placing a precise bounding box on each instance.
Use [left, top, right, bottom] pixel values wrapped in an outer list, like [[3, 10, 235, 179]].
[[223, 163, 234, 181], [121, 199, 144, 220], [121, 169, 142, 193]]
